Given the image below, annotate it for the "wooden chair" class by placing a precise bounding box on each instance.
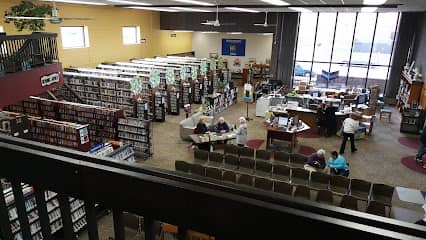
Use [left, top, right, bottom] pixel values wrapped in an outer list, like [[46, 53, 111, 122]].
[[160, 223, 178, 240], [379, 108, 392, 122], [175, 160, 190, 173], [274, 181, 293, 195], [254, 177, 273, 191]]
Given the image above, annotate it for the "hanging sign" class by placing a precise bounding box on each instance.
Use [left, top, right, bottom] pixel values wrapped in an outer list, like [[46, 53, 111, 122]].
[[150, 69, 161, 88], [191, 66, 198, 80], [130, 77, 142, 95], [210, 58, 216, 70], [200, 61, 208, 76], [166, 68, 175, 85]]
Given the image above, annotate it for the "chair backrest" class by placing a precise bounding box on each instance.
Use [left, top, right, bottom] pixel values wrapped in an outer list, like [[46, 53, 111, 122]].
[[240, 157, 255, 169], [274, 181, 293, 195], [256, 161, 272, 173], [316, 189, 334, 204], [238, 174, 253, 186], [194, 149, 209, 161], [222, 170, 237, 183], [366, 200, 386, 217], [254, 177, 273, 191], [191, 163, 206, 176], [224, 155, 239, 166], [350, 179, 372, 194], [240, 146, 255, 158], [291, 153, 308, 165], [205, 167, 222, 180], [330, 175, 350, 191], [224, 144, 240, 156], [371, 183, 394, 204], [274, 151, 290, 163], [291, 168, 310, 181], [310, 171, 330, 185], [294, 185, 311, 200], [209, 152, 224, 163], [256, 149, 270, 160], [175, 160, 190, 173], [272, 164, 291, 177], [340, 195, 358, 211]]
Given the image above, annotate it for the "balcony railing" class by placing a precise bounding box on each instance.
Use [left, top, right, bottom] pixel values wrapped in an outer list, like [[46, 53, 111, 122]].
[[0, 32, 59, 74], [0, 134, 425, 240]]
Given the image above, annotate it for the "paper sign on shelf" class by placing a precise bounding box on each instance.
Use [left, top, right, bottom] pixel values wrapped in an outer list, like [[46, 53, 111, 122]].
[[243, 83, 253, 103]]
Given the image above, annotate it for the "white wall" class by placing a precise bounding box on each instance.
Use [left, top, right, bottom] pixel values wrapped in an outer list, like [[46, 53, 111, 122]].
[[192, 32, 273, 72]]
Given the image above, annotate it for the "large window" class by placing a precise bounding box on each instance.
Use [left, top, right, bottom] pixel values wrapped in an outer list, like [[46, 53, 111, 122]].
[[122, 26, 141, 45], [293, 12, 399, 93], [60, 26, 90, 49]]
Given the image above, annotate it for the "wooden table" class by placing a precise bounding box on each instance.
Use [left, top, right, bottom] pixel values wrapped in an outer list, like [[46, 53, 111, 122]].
[[265, 122, 310, 151], [189, 132, 237, 151]]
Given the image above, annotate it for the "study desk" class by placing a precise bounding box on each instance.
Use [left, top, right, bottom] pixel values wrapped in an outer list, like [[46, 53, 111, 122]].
[[189, 132, 237, 144], [270, 106, 318, 132], [265, 122, 310, 151]]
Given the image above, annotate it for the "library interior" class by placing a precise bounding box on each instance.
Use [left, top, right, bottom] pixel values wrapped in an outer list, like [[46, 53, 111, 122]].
[[1, 0, 426, 239]]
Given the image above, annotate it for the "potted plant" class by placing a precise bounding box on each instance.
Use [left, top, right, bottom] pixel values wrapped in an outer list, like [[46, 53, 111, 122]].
[[216, 80, 227, 93], [4, 1, 52, 32]]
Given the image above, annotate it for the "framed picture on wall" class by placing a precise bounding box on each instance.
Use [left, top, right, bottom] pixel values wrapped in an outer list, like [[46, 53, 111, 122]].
[[209, 53, 218, 59], [222, 39, 246, 56]]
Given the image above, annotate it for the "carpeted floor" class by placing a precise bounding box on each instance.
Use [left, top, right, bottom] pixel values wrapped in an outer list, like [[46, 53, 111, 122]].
[[398, 137, 420, 150], [401, 156, 426, 174]]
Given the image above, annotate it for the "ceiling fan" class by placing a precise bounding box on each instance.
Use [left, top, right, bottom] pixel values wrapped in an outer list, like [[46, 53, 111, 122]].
[[4, 1, 93, 24], [201, 3, 235, 27], [254, 12, 276, 27]]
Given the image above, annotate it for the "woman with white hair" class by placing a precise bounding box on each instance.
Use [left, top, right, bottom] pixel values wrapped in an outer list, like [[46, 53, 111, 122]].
[[236, 116, 248, 147], [304, 149, 326, 172]]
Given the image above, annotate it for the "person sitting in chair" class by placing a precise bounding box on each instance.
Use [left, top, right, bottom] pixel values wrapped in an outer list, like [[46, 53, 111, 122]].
[[304, 149, 326, 172], [327, 151, 349, 177], [214, 117, 230, 133]]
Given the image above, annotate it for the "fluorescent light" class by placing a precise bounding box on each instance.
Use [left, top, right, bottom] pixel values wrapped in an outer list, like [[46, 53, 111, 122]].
[[227, 32, 243, 35], [260, 0, 289, 6], [224, 7, 260, 13], [363, 0, 387, 5], [126, 7, 179, 12], [173, 30, 194, 32], [171, 0, 214, 6], [41, 0, 107, 5], [107, 0, 152, 5], [170, 7, 213, 12], [361, 7, 378, 12], [258, 33, 273, 35], [201, 31, 219, 33], [288, 7, 312, 12]]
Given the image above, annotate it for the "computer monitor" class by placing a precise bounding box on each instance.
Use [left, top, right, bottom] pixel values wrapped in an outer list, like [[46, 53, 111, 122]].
[[278, 117, 288, 126], [312, 91, 320, 98]]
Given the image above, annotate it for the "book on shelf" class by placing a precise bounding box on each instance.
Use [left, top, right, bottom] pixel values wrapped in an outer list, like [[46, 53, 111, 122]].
[[117, 117, 152, 159]]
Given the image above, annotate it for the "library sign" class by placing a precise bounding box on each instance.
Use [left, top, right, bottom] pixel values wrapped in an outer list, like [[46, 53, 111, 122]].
[[40, 72, 61, 87]]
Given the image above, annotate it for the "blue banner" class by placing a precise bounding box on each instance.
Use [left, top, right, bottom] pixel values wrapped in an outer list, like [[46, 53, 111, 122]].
[[222, 39, 246, 56]]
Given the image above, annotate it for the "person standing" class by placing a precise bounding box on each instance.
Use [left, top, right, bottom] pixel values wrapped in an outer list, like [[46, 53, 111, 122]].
[[327, 151, 349, 176], [339, 113, 359, 154], [304, 149, 326, 172], [236, 117, 248, 147], [415, 126, 426, 169]]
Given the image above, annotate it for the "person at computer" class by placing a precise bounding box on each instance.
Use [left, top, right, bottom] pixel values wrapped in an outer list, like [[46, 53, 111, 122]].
[[304, 149, 326, 172], [326, 151, 349, 177], [236, 117, 248, 147], [339, 113, 359, 154]]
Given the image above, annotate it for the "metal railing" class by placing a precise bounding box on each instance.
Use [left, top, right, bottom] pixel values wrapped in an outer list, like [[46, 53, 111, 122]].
[[0, 134, 425, 240], [0, 32, 58, 74]]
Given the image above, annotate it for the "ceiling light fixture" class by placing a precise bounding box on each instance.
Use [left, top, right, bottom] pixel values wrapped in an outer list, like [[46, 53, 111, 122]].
[[173, 30, 194, 32], [171, 0, 214, 6], [107, 0, 152, 5], [288, 7, 312, 12], [224, 7, 260, 13], [361, 7, 378, 12], [258, 33, 273, 35], [227, 32, 243, 34], [170, 7, 213, 12], [126, 7, 179, 12], [201, 31, 219, 33], [363, 0, 387, 5], [260, 0, 289, 6], [41, 0, 107, 5]]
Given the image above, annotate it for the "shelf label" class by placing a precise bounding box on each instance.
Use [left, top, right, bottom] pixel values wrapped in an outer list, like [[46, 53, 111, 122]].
[[40, 72, 60, 87]]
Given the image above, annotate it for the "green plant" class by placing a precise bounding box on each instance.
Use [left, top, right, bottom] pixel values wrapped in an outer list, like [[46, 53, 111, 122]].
[[216, 80, 227, 89], [4, 1, 52, 32]]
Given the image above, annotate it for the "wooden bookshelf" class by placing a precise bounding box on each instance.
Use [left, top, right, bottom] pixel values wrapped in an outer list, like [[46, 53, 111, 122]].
[[396, 71, 423, 108], [117, 117, 152, 159]]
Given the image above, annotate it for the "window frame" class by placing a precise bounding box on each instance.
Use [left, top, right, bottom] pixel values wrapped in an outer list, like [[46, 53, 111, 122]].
[[122, 26, 141, 45], [60, 26, 90, 49]]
